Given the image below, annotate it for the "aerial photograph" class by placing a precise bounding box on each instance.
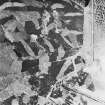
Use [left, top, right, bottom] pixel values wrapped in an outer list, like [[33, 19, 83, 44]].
[[0, 0, 105, 105]]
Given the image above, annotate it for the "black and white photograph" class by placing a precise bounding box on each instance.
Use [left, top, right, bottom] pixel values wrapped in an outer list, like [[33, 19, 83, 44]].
[[0, 0, 105, 105]]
